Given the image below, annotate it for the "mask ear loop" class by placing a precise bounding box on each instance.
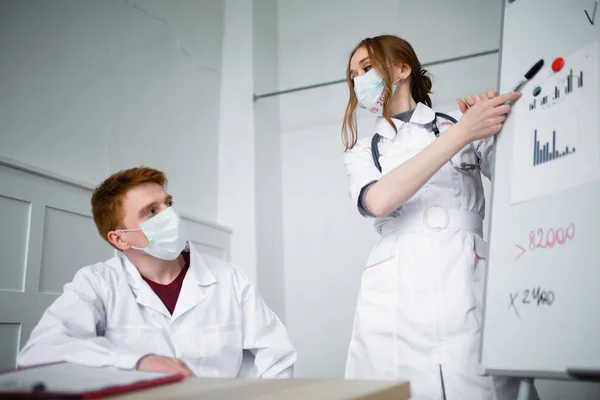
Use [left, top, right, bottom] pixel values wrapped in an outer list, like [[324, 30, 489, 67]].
[[115, 228, 145, 250], [393, 73, 405, 85], [118, 228, 141, 232], [387, 63, 405, 85]]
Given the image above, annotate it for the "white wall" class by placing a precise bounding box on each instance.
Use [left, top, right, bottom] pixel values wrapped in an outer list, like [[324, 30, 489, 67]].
[[281, 121, 376, 378], [217, 0, 257, 282], [277, 0, 502, 133], [253, 0, 287, 320], [0, 0, 224, 221]]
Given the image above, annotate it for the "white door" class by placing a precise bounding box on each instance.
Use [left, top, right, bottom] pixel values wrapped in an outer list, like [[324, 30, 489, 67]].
[[0, 161, 114, 370]]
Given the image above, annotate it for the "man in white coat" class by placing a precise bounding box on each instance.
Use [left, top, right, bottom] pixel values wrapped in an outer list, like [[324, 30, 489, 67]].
[[18, 167, 296, 378]]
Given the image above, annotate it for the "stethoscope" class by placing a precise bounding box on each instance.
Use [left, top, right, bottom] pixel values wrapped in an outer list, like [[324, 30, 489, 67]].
[[431, 112, 482, 172], [370, 112, 482, 173]]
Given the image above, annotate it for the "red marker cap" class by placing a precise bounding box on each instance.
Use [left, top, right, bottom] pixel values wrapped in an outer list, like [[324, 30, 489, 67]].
[[552, 57, 565, 72]]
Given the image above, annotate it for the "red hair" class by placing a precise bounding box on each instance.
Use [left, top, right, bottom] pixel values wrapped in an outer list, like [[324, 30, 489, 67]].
[[91, 167, 167, 243]]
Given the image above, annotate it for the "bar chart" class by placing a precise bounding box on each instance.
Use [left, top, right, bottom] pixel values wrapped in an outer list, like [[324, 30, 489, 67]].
[[511, 41, 599, 205], [532, 129, 576, 166], [565, 68, 584, 94], [528, 68, 584, 111]]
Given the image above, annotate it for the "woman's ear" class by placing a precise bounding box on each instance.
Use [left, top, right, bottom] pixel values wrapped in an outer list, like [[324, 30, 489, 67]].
[[392, 63, 413, 83], [399, 64, 413, 81]]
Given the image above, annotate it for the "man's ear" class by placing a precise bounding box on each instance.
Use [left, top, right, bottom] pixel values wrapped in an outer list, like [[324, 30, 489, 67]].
[[107, 231, 130, 252]]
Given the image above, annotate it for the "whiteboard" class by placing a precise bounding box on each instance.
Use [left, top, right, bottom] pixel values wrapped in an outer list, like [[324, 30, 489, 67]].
[[481, 0, 600, 379]]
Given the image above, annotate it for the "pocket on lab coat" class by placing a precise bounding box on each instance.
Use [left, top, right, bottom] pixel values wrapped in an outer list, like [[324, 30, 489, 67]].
[[471, 234, 489, 282], [182, 324, 242, 376], [469, 234, 490, 323], [361, 234, 399, 295], [451, 143, 481, 170], [353, 234, 399, 345], [199, 324, 242, 357]]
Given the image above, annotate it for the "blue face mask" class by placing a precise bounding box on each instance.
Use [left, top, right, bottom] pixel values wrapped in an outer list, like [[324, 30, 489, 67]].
[[119, 207, 188, 261], [353, 69, 398, 116]]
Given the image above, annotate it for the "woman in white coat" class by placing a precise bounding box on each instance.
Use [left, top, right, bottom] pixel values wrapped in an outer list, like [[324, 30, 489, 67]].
[[341, 35, 539, 400]]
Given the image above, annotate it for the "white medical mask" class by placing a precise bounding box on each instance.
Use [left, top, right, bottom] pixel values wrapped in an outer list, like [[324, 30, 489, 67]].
[[353, 69, 397, 116], [119, 207, 188, 261]]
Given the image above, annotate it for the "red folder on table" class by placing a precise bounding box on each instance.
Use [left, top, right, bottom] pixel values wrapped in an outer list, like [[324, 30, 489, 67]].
[[0, 362, 184, 398]]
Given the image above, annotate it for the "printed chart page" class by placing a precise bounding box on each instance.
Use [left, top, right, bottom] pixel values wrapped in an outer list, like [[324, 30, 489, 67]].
[[511, 41, 600, 204]]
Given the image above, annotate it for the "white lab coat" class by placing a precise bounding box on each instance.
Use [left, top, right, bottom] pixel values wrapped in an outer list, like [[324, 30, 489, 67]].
[[343, 103, 539, 400], [18, 243, 296, 378]]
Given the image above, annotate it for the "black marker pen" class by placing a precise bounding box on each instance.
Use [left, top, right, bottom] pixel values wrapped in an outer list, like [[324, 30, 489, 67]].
[[507, 59, 545, 105]]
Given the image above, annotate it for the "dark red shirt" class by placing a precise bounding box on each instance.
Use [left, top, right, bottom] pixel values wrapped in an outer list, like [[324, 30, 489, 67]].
[[142, 252, 190, 314]]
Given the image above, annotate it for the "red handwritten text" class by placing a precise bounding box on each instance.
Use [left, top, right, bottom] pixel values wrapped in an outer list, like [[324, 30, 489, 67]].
[[515, 223, 574, 261]]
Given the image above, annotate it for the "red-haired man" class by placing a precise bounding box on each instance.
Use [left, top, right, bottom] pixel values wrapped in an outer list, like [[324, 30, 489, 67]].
[[18, 167, 296, 378]]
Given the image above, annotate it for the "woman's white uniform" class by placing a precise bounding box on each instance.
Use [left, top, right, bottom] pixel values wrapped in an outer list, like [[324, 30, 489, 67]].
[[343, 103, 538, 400]]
